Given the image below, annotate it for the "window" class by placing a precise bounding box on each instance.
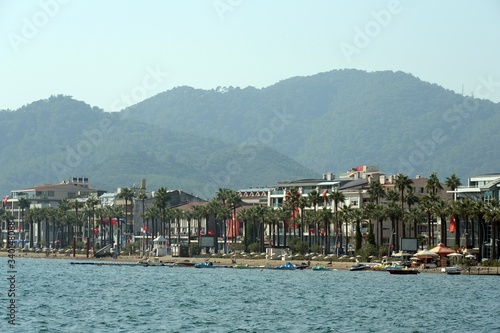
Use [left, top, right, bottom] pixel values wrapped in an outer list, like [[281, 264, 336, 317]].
[[48, 191, 55, 197]]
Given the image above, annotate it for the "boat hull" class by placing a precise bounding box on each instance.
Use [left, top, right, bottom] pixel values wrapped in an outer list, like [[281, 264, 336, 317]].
[[387, 269, 419, 274]]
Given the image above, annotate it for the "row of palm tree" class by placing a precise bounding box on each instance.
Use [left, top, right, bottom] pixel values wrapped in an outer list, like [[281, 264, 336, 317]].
[[4, 174, 499, 260]]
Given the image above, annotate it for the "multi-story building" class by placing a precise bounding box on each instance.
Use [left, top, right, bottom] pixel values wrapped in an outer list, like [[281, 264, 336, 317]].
[[2, 178, 104, 247], [449, 173, 500, 258]]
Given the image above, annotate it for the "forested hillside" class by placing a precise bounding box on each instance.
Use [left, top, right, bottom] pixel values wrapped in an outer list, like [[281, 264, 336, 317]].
[[2, 69, 499, 198], [0, 96, 317, 198], [122, 69, 500, 180]]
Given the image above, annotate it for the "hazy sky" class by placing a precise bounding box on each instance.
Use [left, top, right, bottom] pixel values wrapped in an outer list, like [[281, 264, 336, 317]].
[[2, 0, 499, 111]]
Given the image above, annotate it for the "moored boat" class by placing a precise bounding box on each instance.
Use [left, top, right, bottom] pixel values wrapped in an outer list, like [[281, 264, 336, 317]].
[[194, 262, 217, 268], [443, 266, 461, 275], [387, 268, 420, 274], [275, 262, 297, 270], [312, 265, 331, 271], [349, 263, 369, 271], [175, 261, 196, 267]]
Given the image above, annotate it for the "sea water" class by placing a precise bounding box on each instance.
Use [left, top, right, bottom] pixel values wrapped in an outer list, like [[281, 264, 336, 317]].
[[1, 257, 499, 332]]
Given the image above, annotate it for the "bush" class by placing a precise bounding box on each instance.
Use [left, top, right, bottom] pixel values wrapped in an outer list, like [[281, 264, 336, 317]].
[[289, 238, 308, 254], [358, 243, 378, 260], [229, 243, 245, 253], [248, 242, 260, 253], [189, 243, 201, 256], [122, 241, 140, 254], [378, 245, 388, 258], [310, 244, 323, 254]]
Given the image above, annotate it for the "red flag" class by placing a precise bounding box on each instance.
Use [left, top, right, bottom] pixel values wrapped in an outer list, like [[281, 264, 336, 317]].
[[93, 228, 99, 236], [321, 189, 327, 198], [309, 229, 315, 235], [449, 217, 456, 233], [208, 230, 214, 236]]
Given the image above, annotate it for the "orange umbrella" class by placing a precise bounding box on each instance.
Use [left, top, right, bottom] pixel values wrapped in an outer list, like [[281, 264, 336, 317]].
[[430, 243, 456, 256]]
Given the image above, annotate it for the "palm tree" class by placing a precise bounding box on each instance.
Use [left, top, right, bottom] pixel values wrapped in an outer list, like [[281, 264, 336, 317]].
[[394, 173, 413, 248], [484, 199, 500, 259], [420, 195, 436, 248], [117, 188, 135, 235], [318, 207, 333, 254], [432, 199, 449, 245], [184, 210, 194, 249], [191, 204, 206, 246], [406, 207, 424, 241], [226, 190, 242, 243], [85, 196, 100, 250], [472, 200, 486, 258], [298, 196, 308, 245], [340, 204, 354, 255], [425, 172, 443, 196], [26, 207, 42, 248], [171, 208, 184, 245], [385, 202, 401, 252], [254, 205, 270, 253], [144, 205, 160, 251], [137, 192, 148, 241], [448, 200, 462, 248], [236, 206, 254, 252], [70, 199, 84, 243], [206, 200, 227, 254], [18, 197, 31, 247], [215, 188, 239, 252], [367, 180, 385, 205], [371, 204, 387, 247], [351, 208, 364, 252], [329, 189, 345, 255], [459, 198, 474, 249], [153, 187, 171, 242], [307, 189, 321, 244], [284, 187, 301, 246], [445, 174, 462, 201]]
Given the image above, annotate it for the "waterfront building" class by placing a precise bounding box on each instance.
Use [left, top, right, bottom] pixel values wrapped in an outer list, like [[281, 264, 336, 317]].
[[2, 178, 104, 248], [448, 173, 500, 258]]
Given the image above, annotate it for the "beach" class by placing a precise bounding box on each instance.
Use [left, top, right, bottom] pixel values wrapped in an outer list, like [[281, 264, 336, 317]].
[[2, 250, 499, 274]]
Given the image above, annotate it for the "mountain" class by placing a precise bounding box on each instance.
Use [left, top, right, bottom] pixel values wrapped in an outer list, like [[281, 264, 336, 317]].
[[122, 69, 500, 181], [2, 69, 499, 198], [0, 96, 317, 198]]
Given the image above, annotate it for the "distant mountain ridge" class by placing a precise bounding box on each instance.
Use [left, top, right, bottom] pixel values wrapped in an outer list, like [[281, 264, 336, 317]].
[[0, 96, 317, 198], [1, 69, 499, 198], [122, 69, 500, 180]]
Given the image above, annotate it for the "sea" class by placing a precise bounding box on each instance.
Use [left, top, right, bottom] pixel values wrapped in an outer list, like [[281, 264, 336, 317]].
[[1, 257, 499, 333]]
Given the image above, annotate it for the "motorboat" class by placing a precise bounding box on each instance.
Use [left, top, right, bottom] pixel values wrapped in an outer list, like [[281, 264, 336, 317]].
[[175, 261, 196, 267], [349, 263, 369, 271], [312, 265, 331, 271], [443, 266, 461, 275], [275, 262, 297, 270], [194, 262, 217, 268], [387, 267, 420, 274]]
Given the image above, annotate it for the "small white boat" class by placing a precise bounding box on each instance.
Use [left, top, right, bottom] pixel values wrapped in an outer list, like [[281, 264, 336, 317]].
[[443, 266, 461, 275]]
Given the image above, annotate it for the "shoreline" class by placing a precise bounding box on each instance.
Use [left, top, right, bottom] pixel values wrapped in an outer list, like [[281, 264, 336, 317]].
[[2, 251, 499, 275]]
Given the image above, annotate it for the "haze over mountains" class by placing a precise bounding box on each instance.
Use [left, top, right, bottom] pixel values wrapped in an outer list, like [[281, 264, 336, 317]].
[[2, 69, 499, 198]]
